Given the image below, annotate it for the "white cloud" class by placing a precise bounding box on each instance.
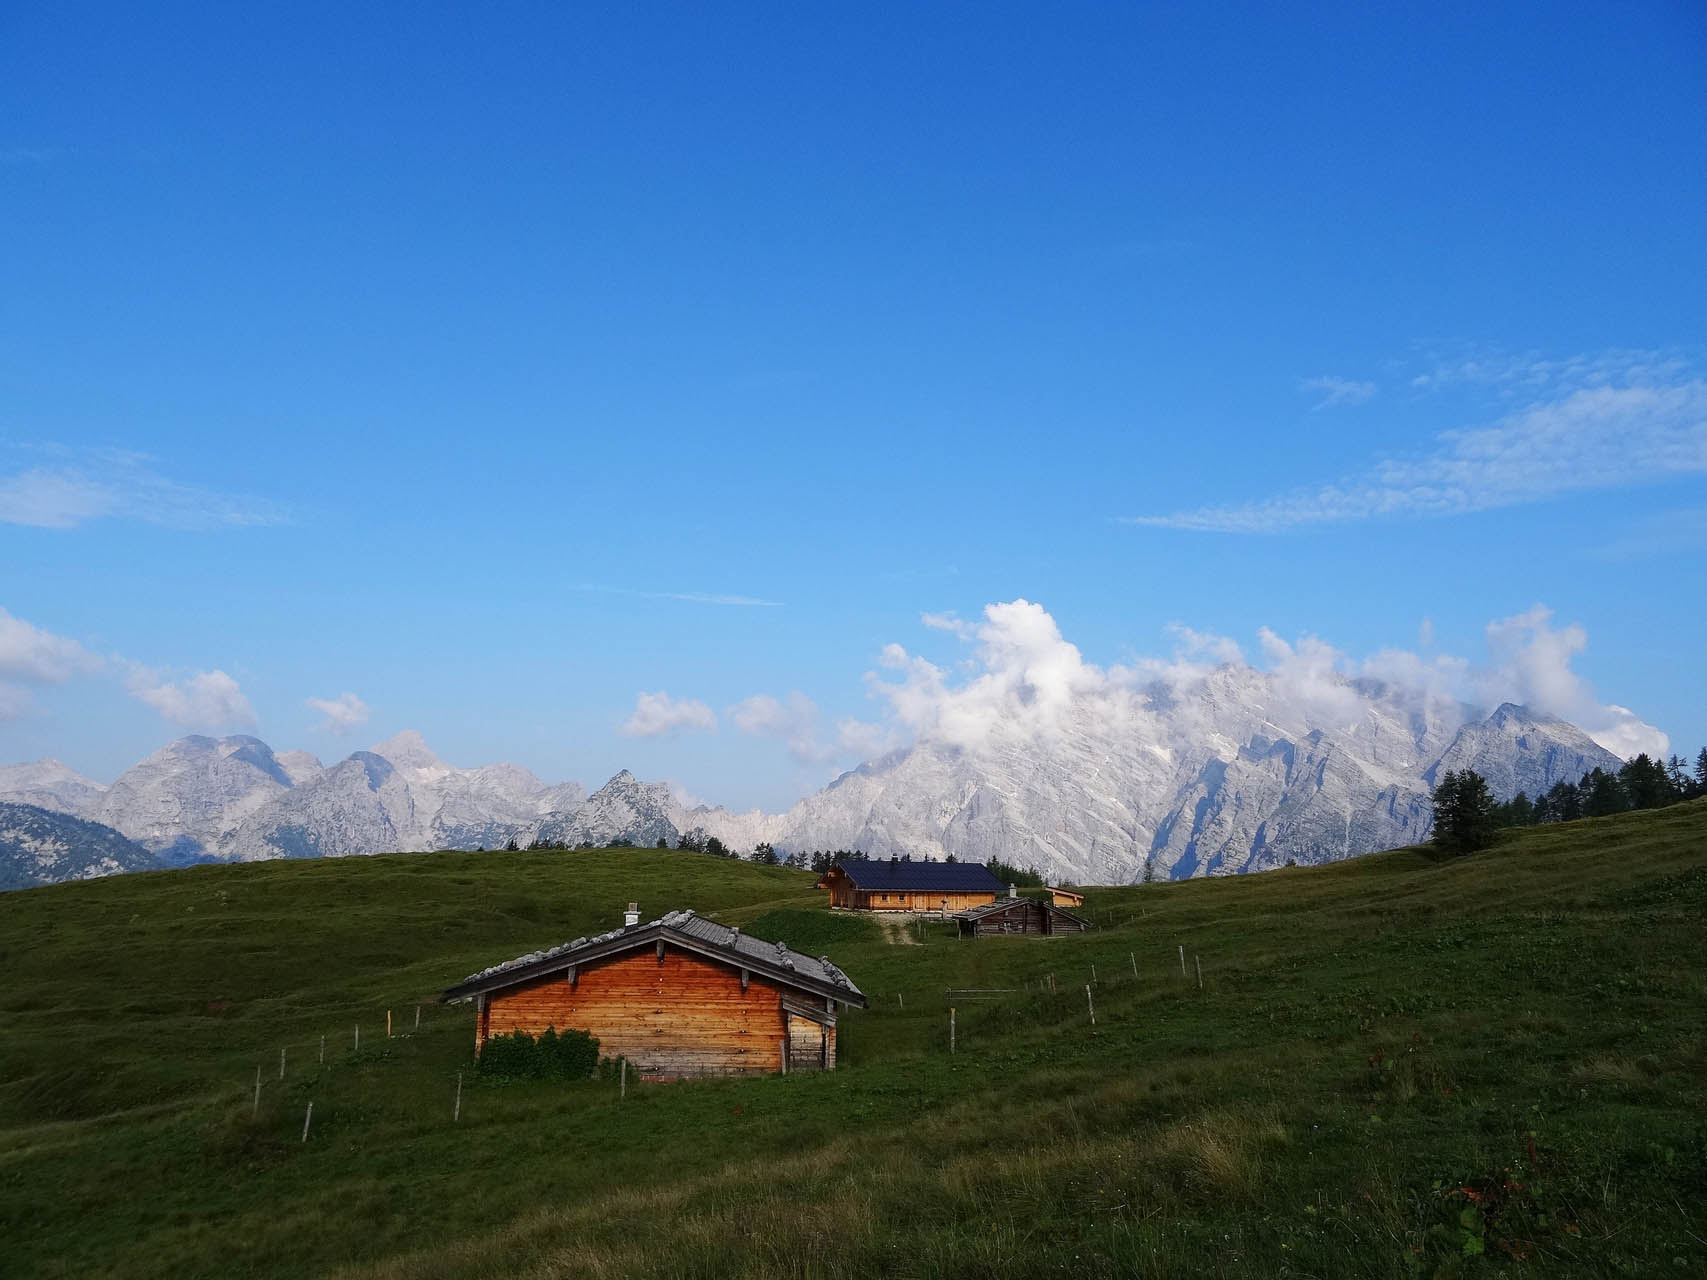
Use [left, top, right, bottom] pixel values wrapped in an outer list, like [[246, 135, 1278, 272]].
[[730, 691, 839, 763], [307, 692, 370, 735], [0, 606, 103, 720], [0, 450, 286, 530], [0, 606, 101, 683], [0, 603, 276, 734], [619, 691, 717, 738], [834, 717, 900, 759], [1407, 344, 1692, 398], [124, 666, 257, 730], [1129, 353, 1707, 532], [1300, 376, 1377, 409], [1256, 628, 1366, 727], [920, 611, 977, 639], [1474, 606, 1665, 758], [869, 599, 1109, 752], [572, 584, 782, 607], [860, 598, 1663, 763], [724, 689, 902, 767]]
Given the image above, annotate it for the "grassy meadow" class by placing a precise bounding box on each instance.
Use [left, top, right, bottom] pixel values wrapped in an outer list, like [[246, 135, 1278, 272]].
[[1, 802, 1705, 1278]]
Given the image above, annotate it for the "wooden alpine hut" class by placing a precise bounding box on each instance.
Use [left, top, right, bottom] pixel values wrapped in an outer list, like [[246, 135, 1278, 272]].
[[440, 905, 866, 1079], [816, 856, 1006, 913], [954, 888, 1092, 937]]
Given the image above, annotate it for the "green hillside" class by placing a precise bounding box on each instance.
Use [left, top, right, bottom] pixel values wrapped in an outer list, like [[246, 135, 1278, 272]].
[[2, 804, 1705, 1278]]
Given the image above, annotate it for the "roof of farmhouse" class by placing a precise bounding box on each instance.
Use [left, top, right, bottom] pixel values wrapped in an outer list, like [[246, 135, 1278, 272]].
[[831, 858, 1006, 893], [440, 908, 866, 1006], [954, 897, 1092, 926]]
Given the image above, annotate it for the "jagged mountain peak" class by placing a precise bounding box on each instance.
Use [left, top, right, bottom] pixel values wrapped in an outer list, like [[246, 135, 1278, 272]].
[[370, 730, 444, 771], [275, 749, 324, 785]]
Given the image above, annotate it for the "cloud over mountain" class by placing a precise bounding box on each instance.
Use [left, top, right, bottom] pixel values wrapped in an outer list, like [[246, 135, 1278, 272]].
[[307, 692, 370, 735], [124, 667, 257, 731], [619, 691, 717, 738]]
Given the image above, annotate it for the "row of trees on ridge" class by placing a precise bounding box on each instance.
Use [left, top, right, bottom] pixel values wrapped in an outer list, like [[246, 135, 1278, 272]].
[[1434, 749, 1707, 856]]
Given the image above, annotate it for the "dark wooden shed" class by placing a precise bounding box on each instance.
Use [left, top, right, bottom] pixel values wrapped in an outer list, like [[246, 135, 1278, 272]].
[[953, 894, 1092, 937]]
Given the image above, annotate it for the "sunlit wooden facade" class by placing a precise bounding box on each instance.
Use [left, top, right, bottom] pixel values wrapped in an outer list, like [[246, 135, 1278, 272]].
[[816, 857, 1008, 913], [442, 908, 866, 1079]]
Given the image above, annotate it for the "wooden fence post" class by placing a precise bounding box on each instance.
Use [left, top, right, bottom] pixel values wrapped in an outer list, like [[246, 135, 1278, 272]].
[[414, 1005, 421, 1031], [1091, 963, 1097, 985], [1196, 955, 1203, 991], [387, 1009, 392, 1038], [354, 1023, 360, 1052], [1085, 985, 1096, 1026], [897, 991, 904, 1009], [780, 1038, 789, 1075], [454, 1072, 462, 1122], [949, 1007, 956, 1054], [279, 1047, 286, 1080], [252, 1065, 261, 1117], [620, 1059, 627, 1098], [1178, 945, 1186, 978], [301, 1101, 313, 1143], [319, 1034, 325, 1064]]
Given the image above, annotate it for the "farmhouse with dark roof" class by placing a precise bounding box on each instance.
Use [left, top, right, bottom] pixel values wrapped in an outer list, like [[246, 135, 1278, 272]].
[[441, 905, 866, 1079], [816, 856, 1006, 912]]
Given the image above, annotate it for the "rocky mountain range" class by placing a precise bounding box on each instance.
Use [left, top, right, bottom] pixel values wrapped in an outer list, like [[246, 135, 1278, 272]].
[[0, 802, 155, 891], [0, 668, 1624, 889]]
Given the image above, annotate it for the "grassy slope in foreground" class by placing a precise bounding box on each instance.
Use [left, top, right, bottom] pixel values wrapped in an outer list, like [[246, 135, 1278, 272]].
[[0, 803, 1702, 1278]]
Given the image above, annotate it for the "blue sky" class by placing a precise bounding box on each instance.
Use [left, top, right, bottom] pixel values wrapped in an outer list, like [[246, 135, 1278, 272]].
[[3, 1, 1704, 808]]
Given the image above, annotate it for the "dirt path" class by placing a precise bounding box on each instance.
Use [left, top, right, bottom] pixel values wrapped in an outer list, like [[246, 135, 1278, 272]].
[[874, 914, 921, 945]]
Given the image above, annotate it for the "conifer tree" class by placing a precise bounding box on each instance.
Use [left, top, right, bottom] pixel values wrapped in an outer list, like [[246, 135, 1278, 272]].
[[1432, 768, 1498, 854], [1583, 768, 1628, 818]]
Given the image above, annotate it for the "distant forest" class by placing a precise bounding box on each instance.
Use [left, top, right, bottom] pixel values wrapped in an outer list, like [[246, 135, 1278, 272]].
[[1496, 749, 1707, 827], [509, 825, 1049, 885]]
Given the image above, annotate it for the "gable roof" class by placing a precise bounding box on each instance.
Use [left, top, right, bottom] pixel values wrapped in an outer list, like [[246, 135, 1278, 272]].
[[830, 858, 1006, 893], [953, 897, 1093, 927], [440, 908, 866, 1007]]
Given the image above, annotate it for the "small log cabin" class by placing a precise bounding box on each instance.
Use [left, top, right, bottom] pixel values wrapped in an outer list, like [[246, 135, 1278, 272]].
[[954, 892, 1092, 937], [440, 906, 866, 1079], [816, 857, 1006, 913], [1046, 886, 1085, 908]]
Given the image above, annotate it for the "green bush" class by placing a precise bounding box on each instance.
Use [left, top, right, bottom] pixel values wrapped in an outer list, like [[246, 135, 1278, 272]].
[[477, 1027, 601, 1080]]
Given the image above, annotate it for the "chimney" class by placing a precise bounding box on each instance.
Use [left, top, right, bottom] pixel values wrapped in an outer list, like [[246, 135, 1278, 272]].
[[624, 902, 640, 927], [1007, 883, 1017, 899]]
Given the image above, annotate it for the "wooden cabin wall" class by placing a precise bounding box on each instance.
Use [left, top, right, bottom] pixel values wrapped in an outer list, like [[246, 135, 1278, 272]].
[[973, 902, 1046, 935], [483, 947, 791, 1079], [854, 889, 1000, 912], [786, 1015, 829, 1072]]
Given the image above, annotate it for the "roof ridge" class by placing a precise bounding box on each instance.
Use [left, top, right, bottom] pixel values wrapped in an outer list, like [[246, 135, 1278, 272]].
[[453, 906, 857, 993]]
